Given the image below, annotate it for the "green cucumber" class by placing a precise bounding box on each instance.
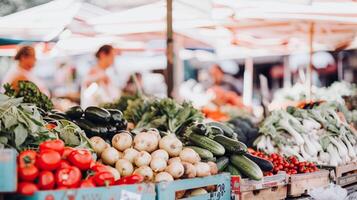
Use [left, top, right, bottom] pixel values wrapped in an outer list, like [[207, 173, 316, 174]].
[[188, 133, 225, 156], [216, 156, 229, 172], [186, 146, 214, 159], [245, 153, 273, 172], [202, 157, 216, 162], [65, 106, 83, 119], [192, 123, 208, 136], [230, 155, 263, 180], [207, 122, 234, 138], [213, 135, 247, 154], [226, 164, 241, 176], [84, 106, 111, 123]]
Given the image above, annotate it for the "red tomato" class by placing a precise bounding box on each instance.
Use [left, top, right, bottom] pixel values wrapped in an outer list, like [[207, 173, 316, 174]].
[[56, 186, 68, 190], [18, 150, 37, 168], [38, 171, 55, 190], [36, 150, 61, 171], [68, 149, 92, 170], [80, 179, 96, 188], [91, 164, 109, 172], [18, 165, 39, 181], [45, 123, 57, 130], [39, 139, 65, 155], [62, 147, 75, 159], [116, 174, 144, 185], [59, 160, 71, 169], [55, 166, 82, 188], [17, 182, 38, 196], [93, 171, 114, 186]]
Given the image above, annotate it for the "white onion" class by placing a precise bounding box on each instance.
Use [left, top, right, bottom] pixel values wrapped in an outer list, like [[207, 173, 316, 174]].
[[179, 148, 200, 164], [155, 172, 174, 182], [207, 162, 218, 175], [89, 136, 107, 156], [194, 162, 211, 177], [176, 190, 186, 199], [189, 188, 207, 197], [147, 129, 161, 141], [101, 147, 120, 166], [133, 166, 154, 181], [150, 157, 167, 172], [159, 135, 183, 157], [165, 162, 184, 179], [112, 132, 132, 151], [134, 151, 152, 167], [151, 149, 169, 161], [167, 157, 181, 165], [181, 161, 196, 178], [133, 132, 159, 152], [123, 148, 139, 163], [115, 159, 134, 177]]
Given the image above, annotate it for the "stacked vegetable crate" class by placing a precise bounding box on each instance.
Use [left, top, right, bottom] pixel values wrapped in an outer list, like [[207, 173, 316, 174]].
[[322, 162, 357, 187], [287, 170, 330, 197], [156, 173, 231, 200], [8, 183, 156, 200], [231, 172, 287, 200], [0, 149, 17, 193]]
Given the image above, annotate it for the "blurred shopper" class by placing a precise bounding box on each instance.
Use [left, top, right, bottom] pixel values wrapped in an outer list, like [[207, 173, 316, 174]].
[[209, 64, 242, 95], [81, 44, 120, 108], [1, 45, 49, 96]]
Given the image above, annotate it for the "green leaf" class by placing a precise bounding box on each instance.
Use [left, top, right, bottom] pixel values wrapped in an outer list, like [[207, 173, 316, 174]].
[[14, 124, 28, 147]]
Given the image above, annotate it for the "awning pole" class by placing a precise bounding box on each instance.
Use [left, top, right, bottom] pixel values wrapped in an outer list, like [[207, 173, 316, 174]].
[[166, 0, 174, 98], [306, 22, 314, 102]]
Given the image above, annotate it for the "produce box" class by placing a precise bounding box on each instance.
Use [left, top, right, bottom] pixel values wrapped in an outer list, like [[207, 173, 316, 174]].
[[9, 183, 155, 200], [321, 162, 357, 186], [231, 172, 287, 200], [0, 149, 17, 192], [156, 173, 231, 200], [287, 170, 330, 197]]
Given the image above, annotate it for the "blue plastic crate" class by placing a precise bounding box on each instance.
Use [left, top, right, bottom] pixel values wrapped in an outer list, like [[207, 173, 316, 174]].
[[156, 173, 231, 200], [11, 183, 156, 200], [0, 149, 17, 192]]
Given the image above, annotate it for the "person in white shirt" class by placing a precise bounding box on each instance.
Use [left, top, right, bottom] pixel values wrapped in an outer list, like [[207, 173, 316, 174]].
[[81, 44, 120, 108], [1, 45, 50, 96]]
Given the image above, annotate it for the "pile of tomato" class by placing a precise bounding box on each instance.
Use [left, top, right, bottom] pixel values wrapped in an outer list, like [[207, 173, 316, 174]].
[[17, 139, 143, 195], [250, 150, 319, 176]]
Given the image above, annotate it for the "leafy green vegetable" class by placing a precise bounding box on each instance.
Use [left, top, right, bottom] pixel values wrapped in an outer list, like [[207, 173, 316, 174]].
[[4, 81, 53, 111], [0, 94, 56, 151]]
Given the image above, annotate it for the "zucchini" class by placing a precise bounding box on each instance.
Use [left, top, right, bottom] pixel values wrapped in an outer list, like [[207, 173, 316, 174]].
[[216, 156, 229, 172], [202, 157, 216, 162], [74, 118, 101, 137], [230, 155, 263, 180], [107, 109, 124, 123], [65, 106, 83, 119], [226, 164, 241, 176], [209, 126, 224, 136], [186, 146, 214, 159], [213, 135, 247, 154], [207, 122, 234, 138], [188, 133, 225, 156], [245, 153, 273, 172], [85, 106, 111, 123]]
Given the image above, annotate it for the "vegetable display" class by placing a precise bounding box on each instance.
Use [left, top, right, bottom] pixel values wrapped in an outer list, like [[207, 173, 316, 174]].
[[16, 139, 144, 195], [4, 80, 53, 112], [90, 129, 217, 183], [255, 101, 357, 166]]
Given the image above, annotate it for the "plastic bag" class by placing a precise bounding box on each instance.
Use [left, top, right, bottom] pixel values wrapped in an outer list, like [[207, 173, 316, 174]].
[[309, 183, 347, 200]]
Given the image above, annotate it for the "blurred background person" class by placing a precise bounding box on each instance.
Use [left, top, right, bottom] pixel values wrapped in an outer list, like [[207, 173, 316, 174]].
[[1, 45, 49, 96], [81, 44, 120, 108]]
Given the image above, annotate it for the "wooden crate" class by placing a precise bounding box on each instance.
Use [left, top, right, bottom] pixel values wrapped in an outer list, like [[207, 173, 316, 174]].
[[287, 170, 330, 197], [322, 162, 357, 186], [240, 185, 287, 200], [231, 173, 287, 200], [156, 173, 231, 200], [8, 183, 156, 200], [0, 149, 17, 193]]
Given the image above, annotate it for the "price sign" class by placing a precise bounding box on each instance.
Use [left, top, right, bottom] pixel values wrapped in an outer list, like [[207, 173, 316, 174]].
[[120, 190, 141, 200]]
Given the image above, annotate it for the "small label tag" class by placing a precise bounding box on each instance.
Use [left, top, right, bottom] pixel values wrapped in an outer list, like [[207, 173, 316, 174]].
[[121, 190, 141, 200]]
